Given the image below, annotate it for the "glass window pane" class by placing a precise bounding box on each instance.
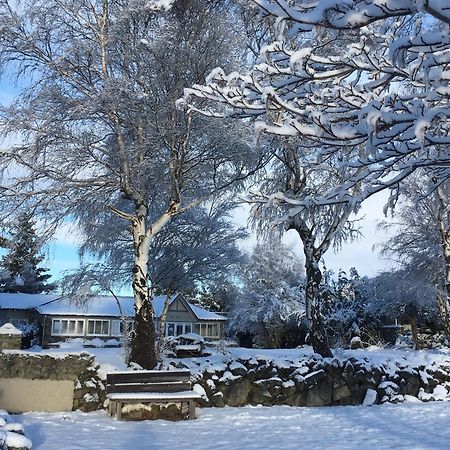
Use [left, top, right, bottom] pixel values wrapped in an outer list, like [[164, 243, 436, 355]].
[[52, 320, 60, 335], [68, 320, 76, 334], [61, 320, 68, 334], [167, 323, 175, 336], [111, 320, 121, 336], [194, 323, 201, 334], [77, 321, 84, 335], [88, 321, 94, 334], [176, 324, 183, 336], [185, 324, 192, 334], [102, 321, 109, 335]]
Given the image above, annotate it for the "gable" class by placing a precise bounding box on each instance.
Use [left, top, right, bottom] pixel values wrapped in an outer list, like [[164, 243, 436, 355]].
[[165, 294, 196, 322]]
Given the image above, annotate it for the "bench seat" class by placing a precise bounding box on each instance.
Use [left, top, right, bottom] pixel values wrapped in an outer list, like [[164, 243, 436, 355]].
[[106, 370, 201, 420], [108, 391, 202, 401]]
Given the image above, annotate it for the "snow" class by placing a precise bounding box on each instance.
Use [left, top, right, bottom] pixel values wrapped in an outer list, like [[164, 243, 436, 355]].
[[363, 389, 378, 406], [36, 296, 135, 317], [186, 302, 226, 321], [0, 292, 224, 325], [0, 293, 60, 309], [108, 391, 202, 401], [0, 323, 23, 335], [14, 402, 450, 449]]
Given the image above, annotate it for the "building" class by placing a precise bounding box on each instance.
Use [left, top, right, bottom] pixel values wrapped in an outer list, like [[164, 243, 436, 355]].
[[0, 292, 226, 347]]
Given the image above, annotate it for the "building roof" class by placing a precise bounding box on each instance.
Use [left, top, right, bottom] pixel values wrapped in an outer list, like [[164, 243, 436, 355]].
[[0, 293, 62, 310], [0, 292, 226, 321], [36, 296, 135, 317]]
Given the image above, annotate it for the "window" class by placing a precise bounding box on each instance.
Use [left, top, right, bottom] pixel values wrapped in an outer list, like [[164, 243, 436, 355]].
[[111, 320, 133, 337], [87, 320, 109, 336], [51, 319, 85, 336], [165, 322, 192, 337], [195, 323, 220, 338]]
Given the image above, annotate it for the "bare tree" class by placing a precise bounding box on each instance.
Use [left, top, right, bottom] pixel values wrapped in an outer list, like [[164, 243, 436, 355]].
[[0, 0, 264, 368]]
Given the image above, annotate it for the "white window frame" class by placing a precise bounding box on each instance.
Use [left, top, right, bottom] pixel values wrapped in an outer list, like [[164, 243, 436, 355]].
[[111, 319, 134, 337], [111, 320, 122, 337], [165, 322, 192, 337], [195, 322, 220, 338], [86, 319, 110, 336], [51, 318, 85, 336]]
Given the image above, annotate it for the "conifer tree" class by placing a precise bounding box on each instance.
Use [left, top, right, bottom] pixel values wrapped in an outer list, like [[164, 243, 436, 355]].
[[0, 213, 54, 294]]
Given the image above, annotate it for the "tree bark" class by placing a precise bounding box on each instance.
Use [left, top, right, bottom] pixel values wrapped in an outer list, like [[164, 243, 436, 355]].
[[128, 207, 157, 369], [436, 187, 450, 339], [305, 258, 333, 358]]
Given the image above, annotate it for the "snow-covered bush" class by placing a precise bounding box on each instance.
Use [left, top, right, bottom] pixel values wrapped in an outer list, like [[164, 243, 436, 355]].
[[228, 240, 306, 348]]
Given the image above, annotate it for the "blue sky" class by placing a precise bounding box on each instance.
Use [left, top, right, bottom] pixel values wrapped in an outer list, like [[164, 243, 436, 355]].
[[0, 71, 392, 288]]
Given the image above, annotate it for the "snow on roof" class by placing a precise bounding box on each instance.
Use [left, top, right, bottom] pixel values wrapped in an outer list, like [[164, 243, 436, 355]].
[[0, 293, 61, 310], [152, 294, 177, 318], [36, 296, 135, 317], [187, 302, 226, 321], [0, 292, 226, 321], [0, 323, 23, 335]]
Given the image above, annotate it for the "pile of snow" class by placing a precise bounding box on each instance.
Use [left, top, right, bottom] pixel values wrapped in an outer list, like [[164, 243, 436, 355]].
[[0, 409, 32, 449], [0, 323, 22, 335]]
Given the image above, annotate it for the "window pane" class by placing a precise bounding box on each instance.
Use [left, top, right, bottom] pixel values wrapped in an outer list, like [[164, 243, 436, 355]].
[[94, 321, 101, 334], [88, 321, 94, 334], [194, 323, 201, 334], [68, 320, 76, 334], [111, 320, 121, 336], [167, 323, 175, 336], [52, 320, 60, 335], [61, 320, 68, 334], [101, 321, 109, 335], [77, 321, 84, 335], [185, 324, 192, 334], [176, 324, 183, 336]]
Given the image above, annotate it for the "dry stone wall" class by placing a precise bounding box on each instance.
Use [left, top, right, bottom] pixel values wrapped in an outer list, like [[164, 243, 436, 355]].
[[168, 354, 450, 408]]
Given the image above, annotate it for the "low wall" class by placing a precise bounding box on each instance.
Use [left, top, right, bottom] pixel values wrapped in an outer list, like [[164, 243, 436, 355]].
[[169, 354, 450, 407], [0, 351, 105, 413]]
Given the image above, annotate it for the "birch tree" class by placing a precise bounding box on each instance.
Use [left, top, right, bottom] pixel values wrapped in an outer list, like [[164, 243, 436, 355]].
[[379, 175, 450, 337], [0, 0, 263, 368], [249, 145, 360, 356]]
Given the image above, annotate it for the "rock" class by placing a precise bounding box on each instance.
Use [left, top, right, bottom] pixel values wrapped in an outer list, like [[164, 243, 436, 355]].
[[212, 392, 225, 407], [377, 381, 400, 399], [226, 379, 251, 407], [229, 362, 247, 377], [333, 384, 352, 403], [305, 374, 332, 407], [350, 337, 363, 349], [363, 389, 378, 406], [192, 383, 210, 407]]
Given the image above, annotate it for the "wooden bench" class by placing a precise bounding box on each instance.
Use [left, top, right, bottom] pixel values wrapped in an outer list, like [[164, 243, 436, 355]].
[[106, 370, 202, 420]]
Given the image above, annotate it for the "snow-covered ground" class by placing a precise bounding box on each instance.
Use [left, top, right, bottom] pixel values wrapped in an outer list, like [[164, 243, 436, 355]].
[[31, 342, 450, 376], [15, 402, 450, 450]]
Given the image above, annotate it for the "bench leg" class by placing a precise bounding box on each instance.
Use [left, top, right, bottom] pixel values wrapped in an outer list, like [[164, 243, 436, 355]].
[[109, 400, 116, 417], [188, 400, 196, 420], [115, 401, 122, 420]]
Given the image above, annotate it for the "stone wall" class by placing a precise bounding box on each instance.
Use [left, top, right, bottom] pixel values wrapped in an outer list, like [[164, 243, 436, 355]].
[[169, 354, 450, 408], [0, 351, 105, 413], [0, 335, 21, 351]]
